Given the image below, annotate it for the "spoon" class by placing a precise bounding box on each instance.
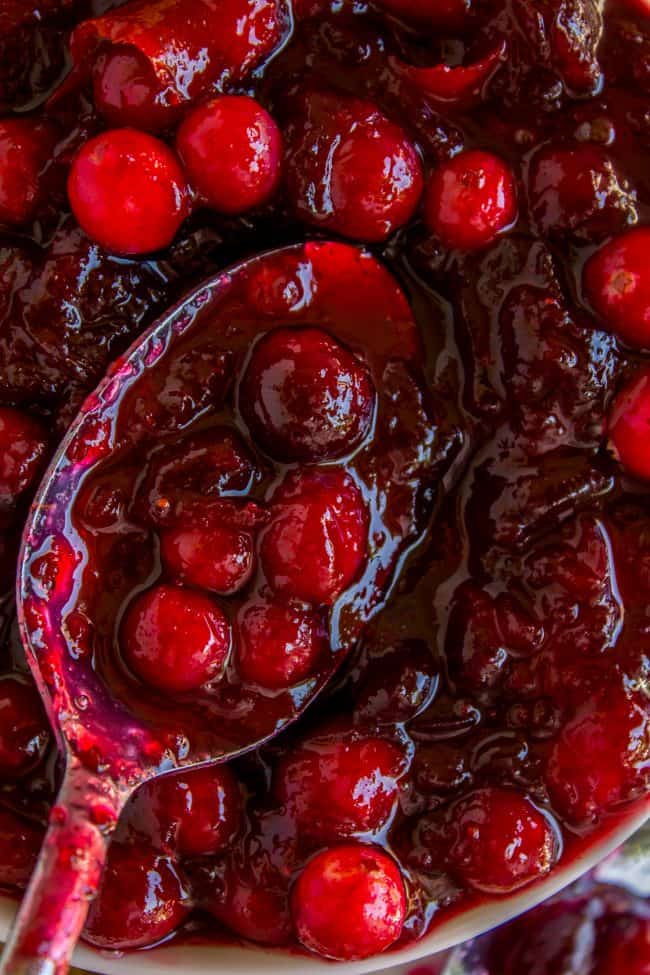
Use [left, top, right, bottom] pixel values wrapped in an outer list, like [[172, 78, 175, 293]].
[[0, 239, 433, 975]]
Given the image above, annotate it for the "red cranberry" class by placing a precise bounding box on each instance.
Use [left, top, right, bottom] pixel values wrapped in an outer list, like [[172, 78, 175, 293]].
[[67, 128, 190, 255], [442, 788, 557, 893], [291, 843, 406, 961], [236, 598, 326, 688], [583, 227, 650, 348], [0, 118, 58, 225], [83, 840, 189, 949], [0, 408, 48, 506], [424, 149, 517, 251], [608, 369, 650, 481], [92, 43, 172, 133], [0, 675, 50, 777], [160, 524, 254, 595], [593, 914, 650, 975], [285, 89, 423, 242], [274, 734, 404, 841], [140, 764, 241, 857], [355, 639, 439, 724], [239, 326, 375, 462], [261, 468, 368, 605], [121, 584, 231, 693], [206, 857, 293, 946], [176, 96, 282, 214], [0, 808, 44, 889], [545, 688, 649, 823]]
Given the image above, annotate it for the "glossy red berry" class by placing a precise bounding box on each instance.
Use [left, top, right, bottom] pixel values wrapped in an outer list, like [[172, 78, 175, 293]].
[[608, 369, 650, 481], [0, 118, 59, 226], [83, 841, 189, 949], [583, 227, 650, 348], [92, 43, 172, 133], [260, 468, 368, 604], [424, 149, 517, 251], [237, 598, 326, 688], [67, 128, 190, 255], [275, 734, 404, 841], [0, 675, 50, 777], [239, 326, 375, 462], [176, 96, 282, 214], [141, 764, 241, 857], [444, 787, 557, 893], [121, 584, 231, 693], [160, 524, 254, 595], [0, 408, 48, 506], [291, 843, 406, 961]]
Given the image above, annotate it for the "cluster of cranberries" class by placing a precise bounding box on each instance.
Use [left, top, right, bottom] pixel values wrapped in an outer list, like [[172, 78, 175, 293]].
[[0, 0, 649, 966]]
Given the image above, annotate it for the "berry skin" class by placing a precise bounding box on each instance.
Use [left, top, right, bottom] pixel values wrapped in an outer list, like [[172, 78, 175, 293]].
[[0, 118, 59, 226], [424, 149, 517, 251], [121, 584, 231, 694], [0, 408, 48, 506], [583, 227, 650, 348], [139, 764, 241, 858], [236, 598, 326, 689], [442, 788, 557, 893], [176, 96, 282, 214], [239, 326, 375, 462], [0, 808, 44, 889], [83, 841, 189, 949], [67, 128, 190, 255], [0, 675, 50, 777], [608, 369, 650, 481], [274, 734, 404, 841], [92, 44, 173, 133], [160, 524, 254, 595], [291, 843, 406, 961]]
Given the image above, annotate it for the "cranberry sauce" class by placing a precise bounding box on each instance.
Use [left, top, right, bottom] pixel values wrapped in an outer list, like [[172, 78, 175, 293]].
[[0, 0, 649, 965]]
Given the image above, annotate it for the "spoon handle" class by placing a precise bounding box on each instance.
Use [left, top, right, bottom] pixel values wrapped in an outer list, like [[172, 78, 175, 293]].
[[0, 765, 125, 975]]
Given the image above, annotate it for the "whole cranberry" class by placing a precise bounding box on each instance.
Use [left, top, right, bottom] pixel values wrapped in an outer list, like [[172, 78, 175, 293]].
[[0, 675, 50, 777], [583, 227, 650, 348], [424, 149, 517, 251], [67, 128, 190, 255], [139, 764, 241, 858], [260, 468, 367, 605], [121, 584, 231, 694], [0, 408, 48, 506], [176, 96, 282, 214], [285, 89, 423, 242], [160, 524, 254, 595], [0, 118, 59, 225], [291, 843, 406, 961], [274, 733, 404, 841], [236, 598, 326, 688], [92, 43, 172, 133], [444, 787, 557, 893], [545, 688, 649, 823], [206, 856, 292, 946], [83, 841, 189, 949], [593, 914, 650, 975], [608, 369, 650, 480], [239, 327, 375, 462]]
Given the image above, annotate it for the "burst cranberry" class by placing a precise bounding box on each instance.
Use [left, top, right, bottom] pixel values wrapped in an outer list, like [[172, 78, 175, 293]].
[[92, 44, 172, 133], [261, 468, 368, 604], [0, 408, 48, 506], [593, 914, 650, 975], [239, 326, 375, 462], [424, 149, 517, 251], [583, 227, 650, 348], [291, 844, 406, 961], [545, 688, 649, 823], [275, 734, 404, 841], [140, 764, 241, 857], [285, 89, 423, 242], [176, 96, 282, 214], [0, 675, 50, 777], [0, 118, 59, 225], [355, 639, 439, 724], [237, 598, 326, 688], [608, 369, 650, 481], [443, 788, 557, 893], [83, 841, 189, 949], [121, 584, 231, 693], [67, 128, 190, 255], [160, 524, 254, 595]]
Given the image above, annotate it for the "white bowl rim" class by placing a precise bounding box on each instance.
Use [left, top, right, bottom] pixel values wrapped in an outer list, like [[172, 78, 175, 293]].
[[0, 798, 646, 975]]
